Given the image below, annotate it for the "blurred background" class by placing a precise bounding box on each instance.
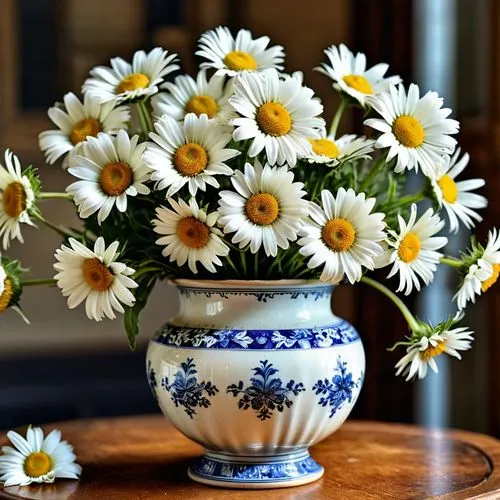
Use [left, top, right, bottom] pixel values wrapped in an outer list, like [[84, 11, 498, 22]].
[[0, 0, 499, 435]]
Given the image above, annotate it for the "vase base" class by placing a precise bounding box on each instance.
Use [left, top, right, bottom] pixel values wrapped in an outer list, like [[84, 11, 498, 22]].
[[187, 449, 324, 489]]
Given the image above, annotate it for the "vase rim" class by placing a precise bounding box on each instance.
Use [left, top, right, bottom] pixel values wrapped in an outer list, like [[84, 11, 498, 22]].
[[171, 278, 334, 289]]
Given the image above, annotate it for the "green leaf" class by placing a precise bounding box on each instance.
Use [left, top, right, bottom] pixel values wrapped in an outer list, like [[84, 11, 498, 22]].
[[123, 277, 156, 350]]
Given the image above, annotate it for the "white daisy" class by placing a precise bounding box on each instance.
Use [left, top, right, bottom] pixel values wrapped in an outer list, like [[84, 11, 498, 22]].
[[298, 188, 386, 283], [66, 130, 151, 224], [305, 133, 374, 167], [316, 44, 401, 107], [196, 26, 284, 76], [0, 261, 12, 313], [395, 327, 473, 381], [454, 228, 500, 309], [382, 204, 448, 295], [0, 427, 81, 486], [38, 92, 130, 168], [365, 83, 459, 176], [429, 148, 487, 233], [145, 113, 239, 197], [218, 160, 309, 257], [151, 70, 233, 124], [229, 69, 324, 166], [54, 237, 137, 321], [82, 47, 179, 103], [0, 150, 35, 249], [153, 198, 229, 274]]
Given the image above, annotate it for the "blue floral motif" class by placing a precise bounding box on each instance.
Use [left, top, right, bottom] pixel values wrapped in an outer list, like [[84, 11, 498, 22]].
[[227, 360, 305, 420], [162, 358, 219, 418], [147, 360, 158, 401], [153, 321, 359, 350], [190, 454, 322, 483], [313, 357, 360, 418]]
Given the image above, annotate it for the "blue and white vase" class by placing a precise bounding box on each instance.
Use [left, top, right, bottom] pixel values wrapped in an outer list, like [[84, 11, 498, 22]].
[[146, 279, 365, 489]]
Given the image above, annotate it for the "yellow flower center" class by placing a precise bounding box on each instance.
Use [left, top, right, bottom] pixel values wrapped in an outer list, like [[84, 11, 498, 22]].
[[0, 278, 13, 312], [342, 74, 373, 94], [82, 258, 114, 291], [245, 193, 280, 226], [185, 95, 219, 118], [174, 143, 208, 177], [176, 217, 210, 248], [322, 218, 356, 252], [481, 263, 500, 293], [116, 73, 150, 94], [309, 138, 340, 158], [421, 341, 446, 361], [398, 232, 422, 263], [24, 451, 52, 478], [392, 116, 425, 148], [3, 181, 26, 218], [70, 117, 102, 145], [256, 102, 292, 137], [100, 162, 133, 196], [223, 51, 257, 71], [438, 175, 458, 203]]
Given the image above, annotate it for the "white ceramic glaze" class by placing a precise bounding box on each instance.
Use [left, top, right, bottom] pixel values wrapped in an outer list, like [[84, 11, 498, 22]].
[[146, 280, 365, 488]]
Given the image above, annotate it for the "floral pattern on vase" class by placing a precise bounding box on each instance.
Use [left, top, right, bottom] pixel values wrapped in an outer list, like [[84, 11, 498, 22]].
[[154, 321, 359, 350], [162, 357, 219, 418], [147, 360, 158, 401], [312, 356, 361, 418], [227, 360, 305, 420]]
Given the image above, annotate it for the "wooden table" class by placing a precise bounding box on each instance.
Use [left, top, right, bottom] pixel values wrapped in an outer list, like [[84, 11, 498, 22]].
[[1, 415, 499, 499]]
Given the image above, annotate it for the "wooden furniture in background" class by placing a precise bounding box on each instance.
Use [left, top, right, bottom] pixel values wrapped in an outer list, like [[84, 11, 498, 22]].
[[1, 415, 499, 499]]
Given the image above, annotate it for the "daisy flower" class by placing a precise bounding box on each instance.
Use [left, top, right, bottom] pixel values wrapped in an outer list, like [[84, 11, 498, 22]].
[[0, 150, 35, 249], [82, 47, 179, 103], [305, 133, 374, 167], [153, 198, 229, 274], [454, 228, 500, 309], [54, 237, 137, 322], [395, 326, 473, 381], [196, 26, 284, 76], [145, 113, 239, 197], [316, 44, 401, 107], [429, 148, 487, 233], [365, 83, 459, 176], [38, 92, 130, 168], [382, 204, 448, 295], [298, 188, 386, 283], [229, 69, 324, 166], [66, 130, 151, 224], [218, 160, 309, 257], [0, 261, 12, 313], [151, 70, 233, 124], [0, 427, 81, 486]]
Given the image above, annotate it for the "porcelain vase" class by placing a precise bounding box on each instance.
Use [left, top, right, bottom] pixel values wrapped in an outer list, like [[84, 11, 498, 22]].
[[146, 279, 365, 489]]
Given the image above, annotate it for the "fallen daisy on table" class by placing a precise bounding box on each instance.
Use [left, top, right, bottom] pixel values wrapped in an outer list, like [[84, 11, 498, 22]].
[[0, 427, 81, 487]]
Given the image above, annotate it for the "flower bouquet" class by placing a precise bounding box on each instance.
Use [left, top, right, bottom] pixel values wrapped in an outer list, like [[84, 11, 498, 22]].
[[1, 23, 498, 488]]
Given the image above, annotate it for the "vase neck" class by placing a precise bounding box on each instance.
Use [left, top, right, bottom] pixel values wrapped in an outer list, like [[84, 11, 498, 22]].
[[170, 281, 339, 330]]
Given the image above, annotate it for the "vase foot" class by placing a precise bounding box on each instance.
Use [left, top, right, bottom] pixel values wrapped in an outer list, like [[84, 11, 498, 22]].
[[187, 449, 324, 489]]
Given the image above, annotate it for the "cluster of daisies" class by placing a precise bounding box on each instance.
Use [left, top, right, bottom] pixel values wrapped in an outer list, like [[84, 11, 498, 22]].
[[0, 26, 497, 393]]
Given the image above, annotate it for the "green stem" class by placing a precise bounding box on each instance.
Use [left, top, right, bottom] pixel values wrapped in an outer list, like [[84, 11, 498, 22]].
[[440, 256, 463, 269], [329, 99, 347, 137], [382, 191, 425, 212], [31, 212, 80, 239], [225, 255, 240, 276], [133, 266, 163, 280], [38, 192, 73, 200], [137, 101, 153, 135], [21, 278, 57, 287], [359, 155, 386, 193], [360, 275, 420, 331]]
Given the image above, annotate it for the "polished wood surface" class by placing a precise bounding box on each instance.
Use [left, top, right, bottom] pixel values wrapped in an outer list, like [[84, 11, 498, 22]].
[[1, 416, 499, 499]]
